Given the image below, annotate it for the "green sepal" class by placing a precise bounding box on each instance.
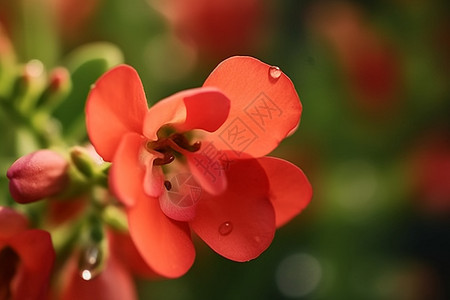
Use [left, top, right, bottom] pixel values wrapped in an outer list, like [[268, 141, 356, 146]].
[[70, 147, 96, 179], [102, 205, 128, 232]]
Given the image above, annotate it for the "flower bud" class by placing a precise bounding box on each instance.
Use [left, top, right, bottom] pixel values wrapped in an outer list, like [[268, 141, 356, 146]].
[[12, 60, 47, 114], [35, 67, 72, 110], [6, 150, 69, 203]]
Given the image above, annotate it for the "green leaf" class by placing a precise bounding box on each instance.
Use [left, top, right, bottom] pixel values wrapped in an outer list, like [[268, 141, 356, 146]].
[[53, 43, 123, 143]]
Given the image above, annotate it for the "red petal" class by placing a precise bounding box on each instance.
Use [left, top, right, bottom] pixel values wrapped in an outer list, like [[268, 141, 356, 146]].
[[143, 163, 165, 198], [86, 65, 148, 162], [60, 254, 136, 300], [203, 56, 302, 158], [109, 231, 159, 279], [258, 157, 312, 227], [185, 149, 227, 196], [143, 87, 230, 141], [159, 172, 202, 221], [9, 229, 55, 300], [127, 192, 195, 278], [190, 158, 275, 262], [110, 133, 163, 206], [0, 207, 28, 239]]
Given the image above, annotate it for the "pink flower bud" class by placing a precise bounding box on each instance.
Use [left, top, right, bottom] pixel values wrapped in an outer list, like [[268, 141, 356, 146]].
[[6, 150, 69, 203], [49, 67, 70, 92]]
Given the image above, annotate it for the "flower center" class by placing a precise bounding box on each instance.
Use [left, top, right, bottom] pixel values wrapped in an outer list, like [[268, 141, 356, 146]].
[[0, 247, 20, 300], [146, 133, 201, 166]]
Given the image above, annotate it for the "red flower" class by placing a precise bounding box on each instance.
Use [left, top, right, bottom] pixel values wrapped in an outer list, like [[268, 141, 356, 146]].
[[0, 206, 55, 299], [86, 56, 312, 278], [56, 242, 135, 300], [58, 256, 136, 300], [53, 230, 157, 300]]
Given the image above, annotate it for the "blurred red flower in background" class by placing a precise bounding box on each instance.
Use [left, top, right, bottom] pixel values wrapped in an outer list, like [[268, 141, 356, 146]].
[[48, 0, 101, 39], [55, 231, 157, 300], [0, 207, 55, 300], [307, 1, 404, 117], [409, 130, 450, 214], [56, 253, 136, 300], [86, 56, 312, 278], [0, 0, 101, 43], [150, 0, 267, 60]]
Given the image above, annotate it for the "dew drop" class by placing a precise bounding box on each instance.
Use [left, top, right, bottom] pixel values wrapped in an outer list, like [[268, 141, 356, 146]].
[[269, 66, 282, 79], [81, 270, 93, 281], [219, 221, 233, 236], [78, 245, 101, 281]]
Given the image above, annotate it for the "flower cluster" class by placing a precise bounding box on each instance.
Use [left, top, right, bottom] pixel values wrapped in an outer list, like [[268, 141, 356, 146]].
[[3, 55, 311, 298]]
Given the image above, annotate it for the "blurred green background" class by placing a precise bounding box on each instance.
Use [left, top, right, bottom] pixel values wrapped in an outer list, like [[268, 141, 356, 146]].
[[1, 0, 449, 299]]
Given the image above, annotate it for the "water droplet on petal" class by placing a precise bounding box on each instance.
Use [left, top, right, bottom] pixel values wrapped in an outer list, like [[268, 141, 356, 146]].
[[219, 221, 233, 236], [269, 66, 282, 80]]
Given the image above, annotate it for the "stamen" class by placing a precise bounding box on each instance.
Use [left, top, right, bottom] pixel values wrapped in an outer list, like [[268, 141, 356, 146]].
[[153, 151, 175, 166], [191, 141, 202, 152], [171, 134, 201, 152], [164, 180, 172, 191], [147, 133, 201, 166]]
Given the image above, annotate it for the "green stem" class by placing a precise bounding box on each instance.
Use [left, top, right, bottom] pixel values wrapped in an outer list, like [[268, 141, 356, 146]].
[[0, 99, 64, 149]]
